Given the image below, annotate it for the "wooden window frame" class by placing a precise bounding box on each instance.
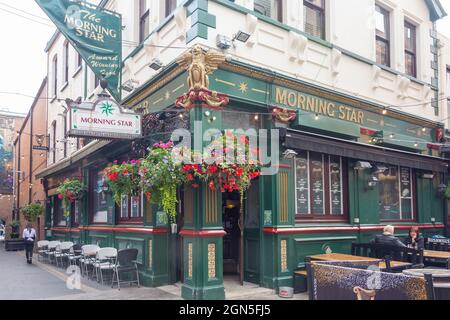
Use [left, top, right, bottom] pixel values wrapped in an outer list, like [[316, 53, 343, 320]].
[[295, 152, 349, 223], [71, 201, 81, 228], [139, 0, 150, 43], [380, 166, 416, 223], [303, 0, 326, 40], [165, 0, 177, 18], [53, 196, 66, 227], [404, 21, 417, 78], [89, 169, 109, 225], [63, 40, 69, 84], [446, 66, 450, 101], [375, 4, 391, 67], [52, 55, 58, 97], [116, 194, 144, 224]]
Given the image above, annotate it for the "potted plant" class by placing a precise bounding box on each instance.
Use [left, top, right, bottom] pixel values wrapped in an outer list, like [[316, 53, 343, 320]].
[[5, 220, 24, 251], [21, 203, 44, 223], [57, 179, 86, 218], [9, 220, 20, 238]]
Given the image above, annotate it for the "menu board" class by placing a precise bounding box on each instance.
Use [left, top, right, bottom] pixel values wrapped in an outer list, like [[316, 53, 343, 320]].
[[310, 153, 324, 215], [93, 170, 108, 223], [329, 157, 343, 215], [295, 152, 309, 215], [121, 196, 128, 218], [400, 167, 412, 220]]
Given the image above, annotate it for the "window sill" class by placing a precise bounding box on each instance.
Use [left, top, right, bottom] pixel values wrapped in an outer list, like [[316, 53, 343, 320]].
[[60, 81, 69, 92], [72, 66, 82, 78]]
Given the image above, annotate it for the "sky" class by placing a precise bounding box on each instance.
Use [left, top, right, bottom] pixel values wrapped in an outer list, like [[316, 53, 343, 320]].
[[0, 0, 449, 115]]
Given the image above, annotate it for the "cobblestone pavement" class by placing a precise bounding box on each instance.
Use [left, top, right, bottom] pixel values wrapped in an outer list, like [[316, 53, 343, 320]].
[[0, 245, 307, 300]]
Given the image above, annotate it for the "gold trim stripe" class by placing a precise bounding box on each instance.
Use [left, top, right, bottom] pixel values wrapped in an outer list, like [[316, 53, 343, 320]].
[[278, 172, 289, 223]]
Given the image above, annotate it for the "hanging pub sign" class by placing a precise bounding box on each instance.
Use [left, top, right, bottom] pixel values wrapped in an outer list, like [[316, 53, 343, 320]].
[[68, 98, 142, 140], [35, 0, 122, 100]]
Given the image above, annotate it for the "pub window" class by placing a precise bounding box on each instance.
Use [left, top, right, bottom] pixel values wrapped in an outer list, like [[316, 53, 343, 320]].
[[375, 4, 390, 67], [404, 21, 417, 78], [254, 0, 282, 22], [118, 194, 143, 223], [71, 201, 81, 227], [54, 196, 66, 227], [295, 151, 347, 219], [52, 55, 58, 97], [303, 0, 325, 40], [90, 169, 109, 224], [378, 166, 414, 221], [139, 0, 150, 43], [63, 40, 69, 84], [51, 120, 56, 164]]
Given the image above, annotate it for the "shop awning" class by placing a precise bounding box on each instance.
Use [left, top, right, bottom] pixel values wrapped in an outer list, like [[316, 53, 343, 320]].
[[284, 129, 449, 173]]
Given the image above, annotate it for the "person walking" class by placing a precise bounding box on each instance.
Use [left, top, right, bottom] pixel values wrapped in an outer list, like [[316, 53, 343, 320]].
[[22, 223, 36, 264]]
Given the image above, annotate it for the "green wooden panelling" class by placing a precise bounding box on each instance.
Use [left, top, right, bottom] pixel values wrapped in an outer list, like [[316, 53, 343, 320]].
[[186, 23, 209, 43], [190, 10, 216, 28], [295, 114, 361, 139]]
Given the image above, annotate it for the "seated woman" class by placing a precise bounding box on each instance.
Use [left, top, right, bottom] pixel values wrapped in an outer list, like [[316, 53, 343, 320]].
[[404, 227, 424, 250]]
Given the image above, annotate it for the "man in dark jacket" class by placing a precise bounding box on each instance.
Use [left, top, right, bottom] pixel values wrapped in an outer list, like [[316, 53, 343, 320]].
[[371, 225, 406, 247]]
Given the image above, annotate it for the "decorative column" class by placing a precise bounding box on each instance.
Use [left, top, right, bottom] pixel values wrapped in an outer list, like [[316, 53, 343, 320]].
[[175, 44, 229, 300]]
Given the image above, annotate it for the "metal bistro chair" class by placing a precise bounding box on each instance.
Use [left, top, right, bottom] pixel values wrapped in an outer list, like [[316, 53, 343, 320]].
[[55, 242, 74, 268], [111, 248, 140, 290], [36, 240, 49, 262], [46, 241, 61, 264], [94, 247, 118, 285], [80, 244, 100, 278], [68, 243, 83, 267]]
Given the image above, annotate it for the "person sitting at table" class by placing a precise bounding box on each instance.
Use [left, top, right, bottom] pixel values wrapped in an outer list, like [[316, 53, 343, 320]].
[[403, 227, 424, 250], [371, 225, 406, 247]]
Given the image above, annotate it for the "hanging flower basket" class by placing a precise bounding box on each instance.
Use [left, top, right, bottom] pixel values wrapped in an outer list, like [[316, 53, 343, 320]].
[[181, 132, 261, 208], [104, 160, 142, 204], [140, 141, 183, 224], [20, 203, 44, 223], [57, 179, 86, 218]]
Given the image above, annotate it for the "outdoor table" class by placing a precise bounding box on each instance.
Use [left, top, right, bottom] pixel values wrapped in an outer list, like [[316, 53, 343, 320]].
[[424, 250, 450, 260], [306, 253, 412, 270], [402, 268, 450, 300]]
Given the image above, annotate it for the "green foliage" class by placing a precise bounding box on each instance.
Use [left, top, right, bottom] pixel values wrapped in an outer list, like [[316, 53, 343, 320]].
[[21, 203, 44, 223], [57, 179, 86, 218], [445, 186, 450, 199]]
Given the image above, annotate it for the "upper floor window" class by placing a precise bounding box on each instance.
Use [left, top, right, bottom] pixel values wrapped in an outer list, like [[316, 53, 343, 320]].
[[404, 21, 417, 78], [254, 0, 282, 22], [165, 0, 182, 18], [76, 50, 82, 70], [379, 166, 414, 221], [139, 0, 150, 43], [63, 40, 69, 84], [52, 55, 58, 97], [295, 151, 347, 220], [446, 67, 450, 99], [53, 196, 66, 226], [51, 120, 56, 163], [303, 0, 325, 39], [90, 169, 109, 224], [375, 4, 390, 67]]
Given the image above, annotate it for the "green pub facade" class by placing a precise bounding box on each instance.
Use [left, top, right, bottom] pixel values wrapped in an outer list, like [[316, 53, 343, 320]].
[[37, 0, 450, 300]]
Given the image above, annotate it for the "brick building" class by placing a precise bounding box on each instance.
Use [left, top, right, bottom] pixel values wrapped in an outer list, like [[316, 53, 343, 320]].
[[13, 78, 48, 240]]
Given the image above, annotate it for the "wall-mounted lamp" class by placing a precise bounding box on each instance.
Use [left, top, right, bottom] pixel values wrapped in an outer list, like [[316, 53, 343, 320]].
[[282, 149, 298, 160], [354, 161, 372, 171], [233, 30, 251, 43], [422, 173, 435, 179], [438, 184, 447, 195], [367, 175, 379, 188], [373, 165, 388, 175], [149, 58, 164, 71]]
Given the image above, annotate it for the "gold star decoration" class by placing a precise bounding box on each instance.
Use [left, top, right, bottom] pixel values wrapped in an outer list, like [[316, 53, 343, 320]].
[[165, 91, 171, 100], [239, 82, 248, 94]]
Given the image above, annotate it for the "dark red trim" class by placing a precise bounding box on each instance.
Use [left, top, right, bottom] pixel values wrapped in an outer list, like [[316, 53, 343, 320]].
[[79, 226, 167, 234], [50, 227, 81, 233], [264, 224, 445, 235], [179, 229, 227, 238]]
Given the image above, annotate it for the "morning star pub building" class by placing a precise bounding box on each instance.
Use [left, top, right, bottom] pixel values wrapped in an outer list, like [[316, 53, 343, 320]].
[[37, 53, 450, 299]]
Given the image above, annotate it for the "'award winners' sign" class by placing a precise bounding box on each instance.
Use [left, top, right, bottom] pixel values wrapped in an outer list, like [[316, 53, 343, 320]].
[[68, 99, 142, 140], [36, 0, 122, 100]]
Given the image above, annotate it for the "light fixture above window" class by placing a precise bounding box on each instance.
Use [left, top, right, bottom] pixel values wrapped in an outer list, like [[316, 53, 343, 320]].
[[149, 58, 164, 71], [233, 30, 251, 43]]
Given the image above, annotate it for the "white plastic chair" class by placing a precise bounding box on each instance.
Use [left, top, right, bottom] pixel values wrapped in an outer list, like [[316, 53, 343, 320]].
[[94, 247, 118, 285], [37, 240, 49, 262], [55, 241, 74, 267], [80, 244, 100, 278], [46, 241, 61, 264]]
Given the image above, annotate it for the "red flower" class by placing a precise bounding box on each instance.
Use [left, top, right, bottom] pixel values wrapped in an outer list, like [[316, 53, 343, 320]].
[[208, 181, 216, 191], [208, 165, 219, 174], [235, 168, 243, 177], [123, 170, 129, 175], [145, 192, 152, 200], [186, 174, 194, 181], [239, 135, 248, 144], [192, 184, 199, 189], [183, 165, 193, 172], [58, 194, 63, 200]]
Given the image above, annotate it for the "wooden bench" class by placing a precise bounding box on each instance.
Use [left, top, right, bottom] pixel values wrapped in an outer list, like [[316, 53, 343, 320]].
[[294, 265, 308, 293]]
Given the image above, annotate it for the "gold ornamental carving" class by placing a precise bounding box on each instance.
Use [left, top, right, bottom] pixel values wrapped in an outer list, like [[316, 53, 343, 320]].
[[208, 243, 216, 279], [280, 240, 288, 272], [188, 243, 193, 279], [177, 44, 226, 91]]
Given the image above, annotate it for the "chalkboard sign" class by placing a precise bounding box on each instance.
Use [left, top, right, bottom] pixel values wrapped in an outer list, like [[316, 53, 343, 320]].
[[379, 166, 400, 220], [329, 157, 342, 215], [310, 153, 324, 215], [400, 168, 412, 220], [295, 152, 309, 215]]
